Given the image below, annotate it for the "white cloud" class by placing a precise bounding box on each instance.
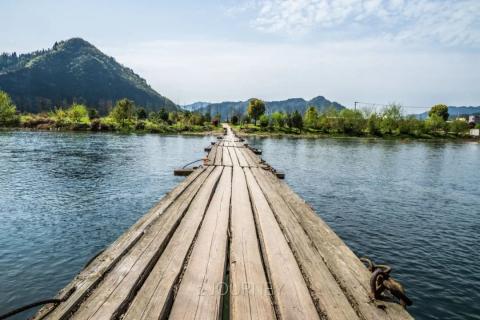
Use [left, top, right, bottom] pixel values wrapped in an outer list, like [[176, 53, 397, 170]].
[[239, 0, 480, 46], [104, 39, 480, 109]]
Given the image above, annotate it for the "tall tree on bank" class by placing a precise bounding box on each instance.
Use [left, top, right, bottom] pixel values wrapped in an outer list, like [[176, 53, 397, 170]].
[[291, 110, 303, 129], [110, 98, 136, 127], [0, 90, 19, 126], [304, 106, 319, 128], [247, 98, 266, 125], [429, 104, 449, 121]]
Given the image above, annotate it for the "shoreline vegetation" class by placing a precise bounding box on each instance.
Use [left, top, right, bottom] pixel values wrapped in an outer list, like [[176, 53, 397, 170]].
[[1, 91, 479, 140], [231, 98, 480, 141], [0, 91, 222, 135]]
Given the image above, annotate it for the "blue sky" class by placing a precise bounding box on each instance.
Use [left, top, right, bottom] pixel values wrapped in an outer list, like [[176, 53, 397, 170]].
[[1, 0, 479, 111]]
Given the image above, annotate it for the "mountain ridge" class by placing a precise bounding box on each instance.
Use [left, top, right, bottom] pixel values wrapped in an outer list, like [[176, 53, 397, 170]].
[[0, 38, 177, 114], [183, 96, 345, 120]]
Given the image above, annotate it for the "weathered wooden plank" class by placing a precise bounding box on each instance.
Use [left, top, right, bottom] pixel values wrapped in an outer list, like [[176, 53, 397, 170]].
[[169, 167, 232, 320], [234, 147, 248, 167], [121, 166, 224, 320], [34, 167, 208, 320], [242, 146, 262, 166], [222, 146, 232, 167], [207, 145, 217, 166], [70, 166, 219, 320], [228, 147, 240, 167], [239, 147, 258, 168], [214, 144, 223, 166], [244, 168, 320, 320], [250, 167, 359, 320], [230, 166, 275, 320], [258, 169, 413, 320], [237, 147, 253, 167]]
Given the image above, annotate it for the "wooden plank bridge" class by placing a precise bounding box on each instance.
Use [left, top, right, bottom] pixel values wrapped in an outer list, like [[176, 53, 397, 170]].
[[33, 125, 412, 320]]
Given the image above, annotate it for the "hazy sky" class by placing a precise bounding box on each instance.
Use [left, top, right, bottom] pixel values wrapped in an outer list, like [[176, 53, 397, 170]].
[[1, 0, 479, 111]]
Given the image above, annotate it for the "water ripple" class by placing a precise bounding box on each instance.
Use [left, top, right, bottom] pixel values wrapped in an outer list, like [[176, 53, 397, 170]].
[[250, 136, 480, 320]]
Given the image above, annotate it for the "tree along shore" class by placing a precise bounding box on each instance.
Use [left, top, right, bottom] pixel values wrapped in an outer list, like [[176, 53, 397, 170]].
[[229, 99, 480, 140], [0, 91, 222, 134], [1, 91, 478, 139]]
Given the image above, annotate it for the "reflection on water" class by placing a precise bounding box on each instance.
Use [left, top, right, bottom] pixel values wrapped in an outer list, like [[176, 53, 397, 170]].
[[250, 137, 480, 320]]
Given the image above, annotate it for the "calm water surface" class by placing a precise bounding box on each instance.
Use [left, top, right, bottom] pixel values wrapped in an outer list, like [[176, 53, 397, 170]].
[[0, 132, 479, 319], [250, 136, 480, 320]]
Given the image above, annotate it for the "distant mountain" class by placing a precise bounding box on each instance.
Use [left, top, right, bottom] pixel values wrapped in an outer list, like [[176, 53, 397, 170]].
[[0, 38, 177, 114], [415, 106, 480, 120], [182, 101, 210, 112], [186, 96, 344, 120]]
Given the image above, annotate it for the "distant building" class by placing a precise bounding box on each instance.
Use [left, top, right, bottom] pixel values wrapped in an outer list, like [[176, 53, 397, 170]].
[[469, 115, 480, 124], [470, 129, 480, 137]]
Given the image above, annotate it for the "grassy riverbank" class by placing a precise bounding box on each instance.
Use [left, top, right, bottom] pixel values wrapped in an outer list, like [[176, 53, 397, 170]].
[[13, 113, 222, 135], [231, 124, 478, 141], [0, 92, 223, 135], [229, 103, 479, 141], [1, 91, 478, 139]]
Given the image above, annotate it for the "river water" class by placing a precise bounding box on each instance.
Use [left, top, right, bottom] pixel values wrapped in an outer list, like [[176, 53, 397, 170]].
[[0, 132, 479, 319]]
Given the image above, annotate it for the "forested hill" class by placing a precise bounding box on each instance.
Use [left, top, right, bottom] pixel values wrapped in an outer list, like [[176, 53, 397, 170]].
[[0, 38, 177, 114], [183, 96, 344, 120]]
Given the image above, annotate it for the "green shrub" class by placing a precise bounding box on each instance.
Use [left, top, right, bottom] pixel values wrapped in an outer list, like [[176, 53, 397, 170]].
[[68, 104, 89, 124], [271, 112, 285, 128], [290, 110, 303, 129], [0, 91, 19, 126], [259, 114, 269, 128], [303, 106, 318, 129], [366, 113, 381, 136], [340, 109, 365, 135], [398, 116, 424, 136], [136, 108, 148, 120], [110, 98, 136, 127], [380, 104, 402, 135], [21, 114, 54, 129], [449, 120, 469, 135], [425, 114, 446, 134]]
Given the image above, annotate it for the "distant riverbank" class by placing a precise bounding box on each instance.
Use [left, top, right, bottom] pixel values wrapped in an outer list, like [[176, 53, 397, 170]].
[[2, 124, 477, 142], [231, 125, 479, 141], [0, 93, 224, 136], [1, 125, 223, 136]]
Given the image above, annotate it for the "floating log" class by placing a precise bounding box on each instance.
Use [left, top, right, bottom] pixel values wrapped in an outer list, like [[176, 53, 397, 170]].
[[275, 171, 285, 179], [173, 168, 195, 176]]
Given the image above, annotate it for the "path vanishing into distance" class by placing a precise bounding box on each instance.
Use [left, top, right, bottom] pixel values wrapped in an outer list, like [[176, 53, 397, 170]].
[[32, 125, 412, 320]]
